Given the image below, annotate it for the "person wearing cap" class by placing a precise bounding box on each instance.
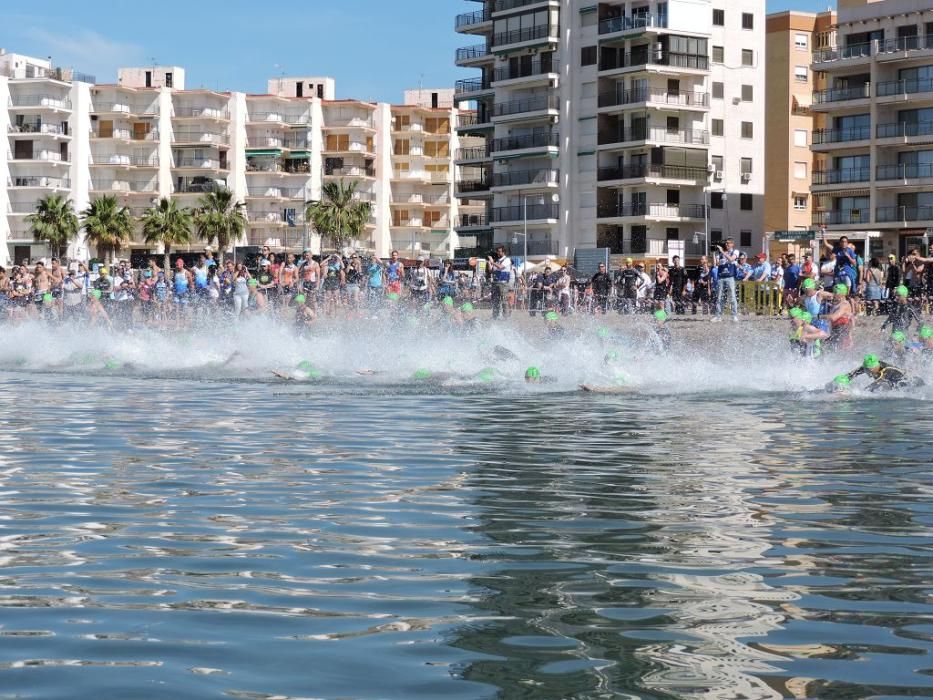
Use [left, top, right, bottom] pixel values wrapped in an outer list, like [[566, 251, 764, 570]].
[[653, 309, 672, 352], [839, 354, 919, 392], [813, 282, 854, 351], [615, 258, 641, 315], [171, 258, 193, 326], [93, 265, 114, 311], [712, 238, 740, 322], [528, 265, 550, 317], [255, 258, 276, 302], [486, 245, 513, 320], [880, 284, 922, 335], [386, 250, 405, 297], [919, 326, 933, 354], [749, 252, 771, 283]]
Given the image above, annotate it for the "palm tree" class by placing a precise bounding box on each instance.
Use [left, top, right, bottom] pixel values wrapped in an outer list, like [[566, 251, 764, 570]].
[[25, 194, 79, 258], [81, 195, 133, 263], [305, 180, 371, 252], [142, 197, 194, 272], [194, 187, 246, 253]]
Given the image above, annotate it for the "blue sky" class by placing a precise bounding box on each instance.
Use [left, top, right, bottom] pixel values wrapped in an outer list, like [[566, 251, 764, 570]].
[[2, 0, 833, 102]]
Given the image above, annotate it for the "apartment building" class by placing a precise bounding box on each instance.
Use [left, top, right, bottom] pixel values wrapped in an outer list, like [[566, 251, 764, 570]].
[[812, 0, 933, 259], [1, 53, 464, 266], [453, 0, 765, 264], [765, 10, 835, 251]]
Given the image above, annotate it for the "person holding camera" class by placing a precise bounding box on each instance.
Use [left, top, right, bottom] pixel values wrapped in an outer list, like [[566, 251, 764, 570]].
[[487, 246, 512, 320], [712, 238, 740, 322]]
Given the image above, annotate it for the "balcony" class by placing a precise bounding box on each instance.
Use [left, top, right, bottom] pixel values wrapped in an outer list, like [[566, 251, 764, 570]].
[[455, 145, 491, 162], [324, 165, 375, 178], [490, 131, 559, 154], [90, 179, 157, 194], [876, 163, 933, 182], [173, 130, 228, 145], [599, 50, 708, 72], [454, 78, 493, 99], [876, 205, 933, 223], [455, 213, 489, 230], [456, 179, 492, 196], [877, 34, 933, 58], [492, 168, 559, 189], [456, 8, 492, 32], [8, 176, 70, 190], [491, 203, 559, 224], [9, 151, 69, 164], [456, 44, 492, 66], [812, 85, 871, 107], [812, 42, 873, 67], [174, 107, 230, 121], [493, 59, 557, 85], [247, 112, 311, 126], [811, 126, 871, 147], [811, 167, 870, 185], [597, 202, 706, 220], [813, 209, 870, 226], [597, 163, 709, 183], [492, 24, 555, 50], [492, 94, 559, 120], [598, 127, 709, 149], [8, 123, 69, 137], [175, 178, 226, 194], [9, 95, 72, 110], [247, 186, 308, 200], [283, 159, 312, 175], [174, 157, 224, 170], [91, 128, 160, 142], [599, 14, 667, 37], [876, 121, 933, 143], [598, 88, 709, 110], [93, 102, 158, 117], [455, 112, 494, 132], [493, 0, 557, 12], [877, 77, 933, 100]]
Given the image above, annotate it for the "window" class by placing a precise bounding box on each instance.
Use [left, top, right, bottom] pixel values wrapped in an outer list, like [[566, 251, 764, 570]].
[[712, 229, 724, 245], [394, 139, 410, 155], [711, 192, 724, 209], [712, 119, 723, 136], [740, 194, 753, 210], [742, 49, 754, 66], [794, 161, 807, 179], [667, 189, 680, 205], [794, 66, 808, 82], [741, 121, 753, 139], [711, 155, 723, 171], [581, 45, 597, 66], [794, 129, 808, 147], [296, 82, 303, 97], [794, 195, 808, 210], [742, 12, 754, 30], [713, 8, 724, 26], [666, 116, 679, 134], [741, 84, 753, 101], [712, 45, 724, 63], [666, 227, 680, 241], [740, 230, 752, 248], [712, 81, 724, 99], [741, 157, 753, 174], [165, 72, 173, 88], [794, 33, 808, 50]]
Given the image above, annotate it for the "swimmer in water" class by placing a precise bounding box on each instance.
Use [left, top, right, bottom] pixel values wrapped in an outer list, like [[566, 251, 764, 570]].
[[273, 360, 322, 381], [543, 310, 564, 338], [653, 309, 671, 352], [828, 374, 852, 394], [798, 311, 829, 358], [580, 371, 632, 393], [832, 353, 923, 392], [920, 326, 933, 355]]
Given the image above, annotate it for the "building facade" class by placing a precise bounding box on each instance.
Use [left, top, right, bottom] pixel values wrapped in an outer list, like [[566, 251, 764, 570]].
[[765, 10, 835, 249], [811, 0, 933, 259], [1, 55, 465, 266], [454, 0, 766, 263]]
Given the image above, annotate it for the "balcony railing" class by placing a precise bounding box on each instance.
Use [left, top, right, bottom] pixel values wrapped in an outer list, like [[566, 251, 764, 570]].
[[456, 44, 491, 63], [878, 35, 933, 54], [876, 205, 933, 222], [492, 168, 559, 187], [599, 50, 708, 71], [457, 113, 492, 129], [877, 121, 933, 139], [490, 132, 559, 152], [9, 151, 67, 162], [812, 167, 870, 185], [175, 107, 230, 120], [173, 130, 228, 144], [494, 0, 552, 11], [493, 60, 556, 83], [493, 94, 559, 117], [457, 179, 492, 194], [247, 186, 308, 199], [9, 176, 70, 188], [813, 85, 870, 103], [811, 126, 871, 144], [599, 14, 667, 35], [598, 202, 706, 218], [598, 88, 709, 108], [174, 158, 223, 169], [8, 123, 68, 136], [456, 8, 491, 28], [493, 25, 552, 48], [876, 163, 933, 180], [812, 42, 872, 63], [599, 127, 709, 146], [175, 179, 226, 194], [325, 165, 375, 178], [455, 146, 491, 161], [283, 160, 312, 175], [491, 203, 559, 222], [455, 78, 493, 95], [9, 95, 72, 109], [247, 111, 311, 125], [91, 180, 157, 193], [597, 164, 709, 181], [813, 209, 870, 225], [877, 77, 933, 97], [456, 213, 489, 228]]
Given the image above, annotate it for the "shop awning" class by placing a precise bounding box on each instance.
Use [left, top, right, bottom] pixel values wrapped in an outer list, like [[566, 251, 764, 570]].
[[284, 151, 311, 159], [246, 149, 280, 157]]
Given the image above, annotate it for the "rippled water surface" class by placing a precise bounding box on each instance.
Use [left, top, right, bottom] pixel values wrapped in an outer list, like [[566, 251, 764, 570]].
[[0, 370, 931, 699]]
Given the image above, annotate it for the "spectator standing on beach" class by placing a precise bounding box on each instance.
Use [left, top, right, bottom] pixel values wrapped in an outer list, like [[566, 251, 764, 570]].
[[712, 238, 739, 322]]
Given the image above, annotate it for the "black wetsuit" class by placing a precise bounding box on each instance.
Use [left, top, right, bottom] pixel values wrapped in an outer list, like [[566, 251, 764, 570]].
[[880, 303, 922, 334], [669, 266, 687, 313], [591, 272, 612, 313], [615, 269, 640, 313], [847, 362, 918, 392]]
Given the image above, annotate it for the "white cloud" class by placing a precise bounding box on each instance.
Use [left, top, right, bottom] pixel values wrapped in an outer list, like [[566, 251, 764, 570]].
[[24, 28, 146, 82]]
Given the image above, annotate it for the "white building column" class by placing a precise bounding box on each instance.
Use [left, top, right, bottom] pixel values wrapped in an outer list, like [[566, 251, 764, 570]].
[[228, 91, 249, 250], [0, 77, 11, 267], [372, 102, 393, 257], [68, 80, 92, 261]]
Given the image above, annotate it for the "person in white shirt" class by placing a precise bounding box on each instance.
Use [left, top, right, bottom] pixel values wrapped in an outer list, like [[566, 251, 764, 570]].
[[486, 245, 513, 319]]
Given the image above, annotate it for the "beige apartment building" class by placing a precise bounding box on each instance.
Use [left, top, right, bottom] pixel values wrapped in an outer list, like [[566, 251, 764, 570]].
[[765, 9, 835, 253]]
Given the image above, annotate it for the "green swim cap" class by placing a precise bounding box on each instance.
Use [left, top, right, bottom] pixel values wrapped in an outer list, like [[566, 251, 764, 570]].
[[604, 350, 620, 364], [613, 372, 628, 386], [544, 311, 559, 321], [304, 368, 322, 380], [103, 359, 120, 370], [834, 374, 851, 386], [800, 311, 813, 323], [247, 279, 258, 287], [896, 285, 909, 297], [801, 278, 816, 290], [90, 289, 102, 299], [387, 292, 400, 301], [442, 296, 454, 307], [892, 330, 906, 343], [833, 283, 848, 295], [294, 294, 306, 304], [525, 366, 541, 380], [412, 368, 432, 380], [863, 353, 880, 369], [921, 326, 933, 339], [789, 307, 803, 319], [596, 326, 610, 339], [42, 293, 53, 303], [475, 367, 496, 383], [654, 310, 668, 322], [460, 302, 474, 312], [297, 360, 314, 372]]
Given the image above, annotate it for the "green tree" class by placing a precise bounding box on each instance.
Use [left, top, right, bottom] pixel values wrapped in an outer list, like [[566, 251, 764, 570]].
[[141, 197, 194, 272], [194, 187, 246, 253], [81, 195, 133, 263], [25, 193, 79, 258], [305, 180, 371, 252]]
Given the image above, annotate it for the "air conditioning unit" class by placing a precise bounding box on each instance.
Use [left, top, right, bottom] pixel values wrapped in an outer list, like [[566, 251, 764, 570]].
[[732, 97, 741, 105], [741, 172, 751, 183], [706, 163, 716, 173], [714, 170, 724, 180]]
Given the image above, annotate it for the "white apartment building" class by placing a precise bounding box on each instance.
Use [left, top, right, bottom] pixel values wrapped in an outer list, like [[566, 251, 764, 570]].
[[811, 0, 933, 259], [454, 0, 765, 263], [1, 54, 466, 266]]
